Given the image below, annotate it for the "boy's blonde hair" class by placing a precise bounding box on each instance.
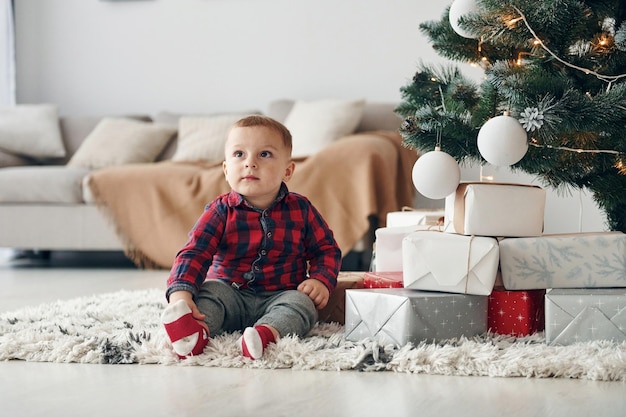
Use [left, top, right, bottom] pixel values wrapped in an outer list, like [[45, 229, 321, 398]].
[[232, 115, 292, 154]]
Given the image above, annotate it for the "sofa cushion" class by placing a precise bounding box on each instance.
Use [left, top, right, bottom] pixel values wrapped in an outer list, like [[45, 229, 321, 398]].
[[153, 111, 261, 161], [172, 114, 250, 162], [265, 99, 294, 124], [0, 166, 90, 203], [57, 114, 152, 164], [282, 98, 365, 158], [0, 149, 35, 168], [357, 102, 403, 132], [0, 104, 66, 159], [67, 118, 176, 169], [153, 110, 262, 127], [267, 100, 402, 133]]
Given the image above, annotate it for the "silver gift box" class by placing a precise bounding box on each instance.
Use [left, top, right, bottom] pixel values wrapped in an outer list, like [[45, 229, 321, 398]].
[[344, 288, 488, 346], [545, 288, 626, 345]]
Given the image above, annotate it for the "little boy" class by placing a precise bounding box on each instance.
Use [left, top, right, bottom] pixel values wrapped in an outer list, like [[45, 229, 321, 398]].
[[161, 115, 342, 360]]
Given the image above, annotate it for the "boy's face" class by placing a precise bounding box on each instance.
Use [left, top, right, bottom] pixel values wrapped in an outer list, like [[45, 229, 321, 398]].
[[223, 125, 295, 209]]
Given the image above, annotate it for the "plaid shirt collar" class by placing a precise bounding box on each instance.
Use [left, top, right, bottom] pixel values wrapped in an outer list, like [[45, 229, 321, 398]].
[[226, 182, 289, 210]]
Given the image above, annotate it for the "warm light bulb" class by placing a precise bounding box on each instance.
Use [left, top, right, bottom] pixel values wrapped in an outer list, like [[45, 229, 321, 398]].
[[506, 17, 522, 27]]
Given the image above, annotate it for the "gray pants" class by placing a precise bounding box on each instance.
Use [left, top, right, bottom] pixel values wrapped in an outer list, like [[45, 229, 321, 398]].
[[195, 280, 318, 338]]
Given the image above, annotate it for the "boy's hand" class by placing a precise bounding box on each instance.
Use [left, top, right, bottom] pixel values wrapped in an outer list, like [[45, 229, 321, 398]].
[[168, 290, 208, 332], [297, 278, 330, 310]]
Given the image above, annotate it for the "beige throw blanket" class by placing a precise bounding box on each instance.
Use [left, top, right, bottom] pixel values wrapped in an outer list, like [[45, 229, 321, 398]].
[[88, 131, 417, 269]]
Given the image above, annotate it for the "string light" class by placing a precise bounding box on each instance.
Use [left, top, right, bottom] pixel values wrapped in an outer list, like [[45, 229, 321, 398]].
[[447, 9, 624, 169], [476, 37, 491, 68], [505, 6, 624, 172], [515, 51, 538, 65], [506, 16, 523, 28], [512, 6, 626, 85], [528, 140, 624, 156]]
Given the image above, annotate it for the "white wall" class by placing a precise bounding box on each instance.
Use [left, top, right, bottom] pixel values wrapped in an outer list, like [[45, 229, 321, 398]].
[[13, 0, 607, 233], [15, 0, 482, 116]]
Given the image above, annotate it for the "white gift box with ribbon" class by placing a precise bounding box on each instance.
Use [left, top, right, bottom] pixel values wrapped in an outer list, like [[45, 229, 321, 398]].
[[374, 225, 441, 272], [402, 231, 499, 295], [443, 182, 546, 237], [386, 208, 445, 228]]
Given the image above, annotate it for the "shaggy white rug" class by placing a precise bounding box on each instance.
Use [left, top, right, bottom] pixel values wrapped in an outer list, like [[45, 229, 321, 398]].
[[1, 288, 625, 381]]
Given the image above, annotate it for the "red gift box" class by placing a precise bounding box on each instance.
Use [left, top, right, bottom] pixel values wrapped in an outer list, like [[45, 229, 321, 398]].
[[363, 271, 404, 288], [488, 288, 545, 336]]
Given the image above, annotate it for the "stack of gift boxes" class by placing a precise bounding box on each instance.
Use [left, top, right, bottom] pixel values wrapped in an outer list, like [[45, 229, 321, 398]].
[[345, 182, 626, 347]]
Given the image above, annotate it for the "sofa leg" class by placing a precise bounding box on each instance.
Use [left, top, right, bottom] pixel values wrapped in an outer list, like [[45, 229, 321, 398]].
[[10, 249, 52, 261], [340, 250, 372, 272]]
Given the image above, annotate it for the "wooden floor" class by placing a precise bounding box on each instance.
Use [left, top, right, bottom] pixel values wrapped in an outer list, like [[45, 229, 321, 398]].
[[1, 250, 625, 417]]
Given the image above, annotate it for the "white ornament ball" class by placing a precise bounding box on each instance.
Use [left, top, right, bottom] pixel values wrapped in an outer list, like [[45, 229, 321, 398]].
[[412, 147, 461, 199], [449, 0, 481, 39], [477, 114, 529, 167]]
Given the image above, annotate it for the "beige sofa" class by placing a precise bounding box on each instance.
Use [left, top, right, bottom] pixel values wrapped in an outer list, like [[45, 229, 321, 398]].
[[0, 113, 156, 251], [0, 100, 410, 265]]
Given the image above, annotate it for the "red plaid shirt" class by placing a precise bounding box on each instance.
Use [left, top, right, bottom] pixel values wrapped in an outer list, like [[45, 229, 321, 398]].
[[166, 183, 341, 300]]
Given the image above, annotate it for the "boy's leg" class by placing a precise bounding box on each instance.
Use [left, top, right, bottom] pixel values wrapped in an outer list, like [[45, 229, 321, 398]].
[[240, 290, 317, 359], [195, 280, 250, 335]]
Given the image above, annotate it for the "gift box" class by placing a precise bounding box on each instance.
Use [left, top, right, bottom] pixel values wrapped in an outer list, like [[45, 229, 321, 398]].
[[545, 288, 626, 345], [386, 209, 445, 228], [344, 288, 488, 346], [402, 231, 499, 295], [488, 288, 545, 336], [443, 182, 545, 237], [318, 271, 364, 324], [363, 271, 404, 288], [374, 225, 438, 272], [499, 232, 626, 290]]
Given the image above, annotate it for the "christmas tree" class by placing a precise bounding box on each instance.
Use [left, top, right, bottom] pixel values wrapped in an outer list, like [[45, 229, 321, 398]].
[[396, 0, 626, 232]]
